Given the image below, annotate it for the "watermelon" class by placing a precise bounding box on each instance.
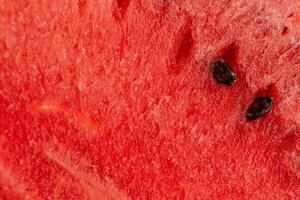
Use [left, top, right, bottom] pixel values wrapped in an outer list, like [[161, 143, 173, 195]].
[[0, 0, 300, 199]]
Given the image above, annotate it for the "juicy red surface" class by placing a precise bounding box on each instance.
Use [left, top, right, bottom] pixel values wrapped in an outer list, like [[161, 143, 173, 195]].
[[0, 0, 300, 199]]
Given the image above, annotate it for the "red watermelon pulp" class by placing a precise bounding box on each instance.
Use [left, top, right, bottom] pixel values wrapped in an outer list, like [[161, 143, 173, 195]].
[[0, 0, 300, 199]]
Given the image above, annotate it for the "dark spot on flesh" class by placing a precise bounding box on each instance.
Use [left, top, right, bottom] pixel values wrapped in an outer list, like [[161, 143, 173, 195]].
[[211, 59, 237, 86], [116, 0, 130, 9], [175, 27, 193, 64], [168, 20, 193, 75], [113, 0, 130, 21], [282, 26, 289, 35], [246, 97, 273, 120]]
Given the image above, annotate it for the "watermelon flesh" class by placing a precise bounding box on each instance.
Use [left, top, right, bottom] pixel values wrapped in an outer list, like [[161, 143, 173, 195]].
[[0, 0, 300, 199]]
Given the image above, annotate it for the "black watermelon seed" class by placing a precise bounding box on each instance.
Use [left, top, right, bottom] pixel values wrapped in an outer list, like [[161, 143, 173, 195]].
[[246, 97, 273, 120], [211, 59, 237, 86]]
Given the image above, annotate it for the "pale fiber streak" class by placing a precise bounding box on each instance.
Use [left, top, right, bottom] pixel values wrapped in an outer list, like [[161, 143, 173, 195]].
[[0, 161, 41, 200], [44, 143, 130, 200]]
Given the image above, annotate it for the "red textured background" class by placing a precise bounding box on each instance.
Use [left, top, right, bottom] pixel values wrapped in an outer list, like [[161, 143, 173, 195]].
[[0, 0, 300, 199]]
